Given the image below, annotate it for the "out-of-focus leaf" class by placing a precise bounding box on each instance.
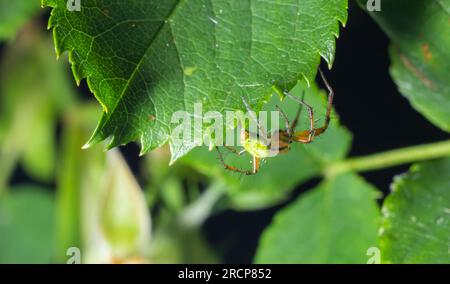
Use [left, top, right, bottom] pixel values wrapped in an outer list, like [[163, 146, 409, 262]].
[[159, 178, 185, 213], [254, 174, 380, 264], [144, 146, 194, 209], [380, 158, 450, 264], [150, 221, 220, 264], [359, 0, 450, 132], [99, 149, 151, 261], [0, 186, 55, 264], [181, 81, 352, 210], [0, 27, 75, 186], [54, 103, 100, 262], [53, 101, 151, 264], [43, 0, 347, 162], [0, 0, 40, 40]]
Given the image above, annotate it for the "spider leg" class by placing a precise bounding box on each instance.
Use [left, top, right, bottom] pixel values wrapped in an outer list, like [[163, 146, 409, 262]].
[[315, 68, 334, 136], [284, 92, 315, 142], [290, 68, 335, 143], [275, 105, 291, 136], [223, 145, 245, 156], [290, 91, 305, 131], [216, 147, 259, 175]]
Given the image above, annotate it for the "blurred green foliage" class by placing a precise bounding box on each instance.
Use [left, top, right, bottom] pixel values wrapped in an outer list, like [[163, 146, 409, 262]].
[[0, 25, 74, 188], [0, 186, 54, 263], [0, 0, 40, 40], [0, 21, 223, 264], [359, 0, 450, 132]]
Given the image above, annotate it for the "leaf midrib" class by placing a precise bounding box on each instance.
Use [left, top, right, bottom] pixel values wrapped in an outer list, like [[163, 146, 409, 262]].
[[103, 0, 186, 124]]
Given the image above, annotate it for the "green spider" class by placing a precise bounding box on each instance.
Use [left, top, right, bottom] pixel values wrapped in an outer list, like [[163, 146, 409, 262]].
[[216, 69, 334, 175]]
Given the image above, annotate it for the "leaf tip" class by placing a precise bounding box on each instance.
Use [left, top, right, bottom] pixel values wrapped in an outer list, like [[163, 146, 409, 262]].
[[301, 73, 311, 88], [84, 130, 104, 150], [82, 135, 100, 150], [81, 142, 91, 150], [138, 147, 148, 158]]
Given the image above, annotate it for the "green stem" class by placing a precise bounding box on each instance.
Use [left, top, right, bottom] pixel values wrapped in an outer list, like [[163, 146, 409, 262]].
[[179, 181, 227, 228], [325, 139, 450, 177]]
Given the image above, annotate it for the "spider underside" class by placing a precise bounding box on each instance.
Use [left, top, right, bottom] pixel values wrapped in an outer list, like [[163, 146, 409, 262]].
[[216, 69, 334, 175]]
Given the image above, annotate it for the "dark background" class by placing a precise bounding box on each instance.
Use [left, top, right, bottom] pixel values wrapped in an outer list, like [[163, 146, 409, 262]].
[[1, 2, 448, 264]]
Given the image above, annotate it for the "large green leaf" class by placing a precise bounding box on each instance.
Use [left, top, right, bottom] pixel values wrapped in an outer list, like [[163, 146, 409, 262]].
[[380, 158, 450, 264], [43, 0, 348, 162], [0, 0, 40, 40], [254, 173, 380, 264], [0, 186, 55, 264], [181, 81, 352, 210], [359, 0, 450, 132]]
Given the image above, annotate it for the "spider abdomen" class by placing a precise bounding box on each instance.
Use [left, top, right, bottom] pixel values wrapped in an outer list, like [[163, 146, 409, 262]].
[[241, 131, 290, 158]]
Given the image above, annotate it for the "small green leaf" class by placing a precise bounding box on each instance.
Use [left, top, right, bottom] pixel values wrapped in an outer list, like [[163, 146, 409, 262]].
[[381, 158, 450, 264], [43, 0, 348, 161], [181, 81, 352, 210], [100, 149, 152, 260], [254, 173, 380, 264], [0, 186, 55, 264], [360, 0, 450, 132], [0, 0, 40, 40]]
